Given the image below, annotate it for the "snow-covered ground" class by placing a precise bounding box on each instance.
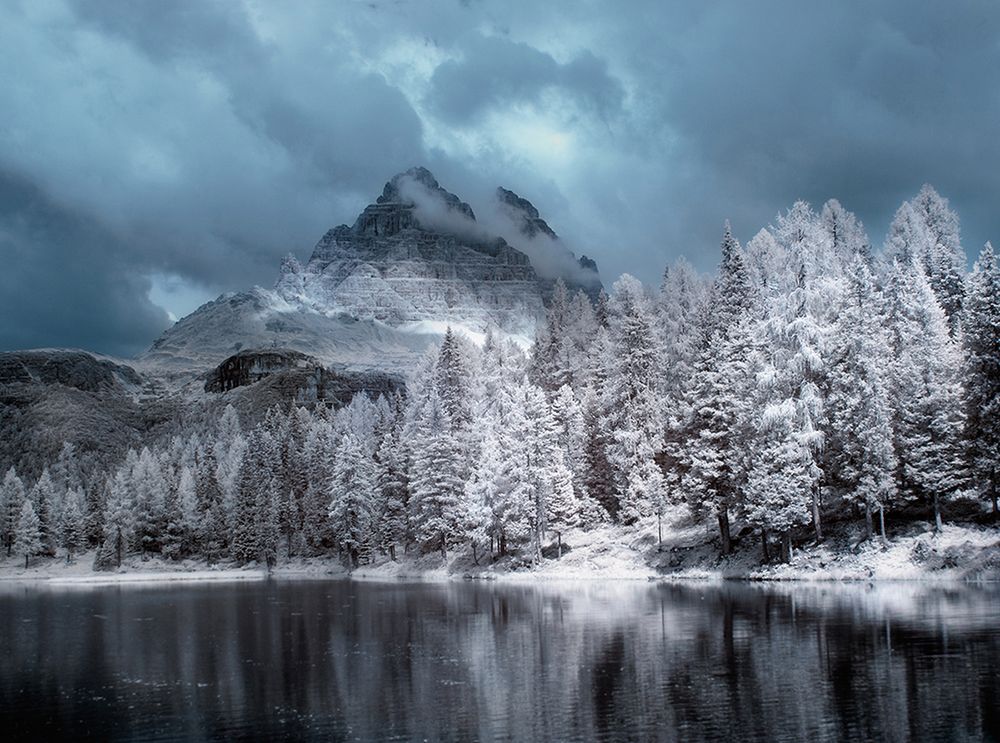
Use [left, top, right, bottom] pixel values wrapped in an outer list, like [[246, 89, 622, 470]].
[[2, 508, 996, 587]]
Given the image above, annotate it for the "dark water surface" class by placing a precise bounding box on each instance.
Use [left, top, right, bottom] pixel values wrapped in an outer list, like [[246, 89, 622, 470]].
[[1, 578, 998, 742]]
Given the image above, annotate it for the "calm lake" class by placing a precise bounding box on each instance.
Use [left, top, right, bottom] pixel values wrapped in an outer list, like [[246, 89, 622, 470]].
[[1, 579, 998, 742]]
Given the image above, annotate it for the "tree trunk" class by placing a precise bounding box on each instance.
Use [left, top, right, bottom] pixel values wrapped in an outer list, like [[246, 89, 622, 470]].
[[657, 512, 663, 552], [350, 548, 359, 569], [389, 543, 397, 562], [781, 531, 792, 564], [933, 493, 943, 533], [557, 532, 562, 559], [499, 533, 507, 556], [440, 535, 447, 560], [811, 489, 823, 542], [879, 506, 887, 546], [991, 484, 998, 520], [864, 502, 873, 541], [24, 553, 28, 570], [472, 541, 479, 565], [761, 529, 770, 563], [717, 508, 732, 556]]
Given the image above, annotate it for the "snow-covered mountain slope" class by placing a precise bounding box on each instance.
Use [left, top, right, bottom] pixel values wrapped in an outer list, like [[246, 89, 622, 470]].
[[142, 167, 598, 373]]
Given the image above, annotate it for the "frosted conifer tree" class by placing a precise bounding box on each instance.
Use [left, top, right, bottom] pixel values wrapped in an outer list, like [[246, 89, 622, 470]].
[[911, 185, 966, 332], [60, 490, 84, 562], [886, 261, 966, 530], [603, 274, 664, 525], [963, 242, 1000, 515], [29, 469, 57, 557], [1, 468, 25, 557], [328, 433, 376, 567], [682, 223, 755, 554], [825, 257, 896, 540], [409, 393, 466, 557], [14, 500, 42, 569], [100, 470, 133, 568]]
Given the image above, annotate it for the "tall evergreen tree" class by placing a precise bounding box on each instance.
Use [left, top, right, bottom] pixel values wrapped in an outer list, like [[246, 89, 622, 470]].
[[14, 500, 42, 569], [603, 274, 664, 525], [824, 257, 896, 540], [963, 242, 1000, 516], [1, 468, 25, 557], [886, 261, 966, 530], [682, 223, 755, 554], [328, 433, 376, 567]]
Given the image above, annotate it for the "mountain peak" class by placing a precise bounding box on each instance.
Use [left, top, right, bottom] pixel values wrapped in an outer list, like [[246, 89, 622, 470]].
[[353, 166, 477, 237], [377, 166, 476, 220]]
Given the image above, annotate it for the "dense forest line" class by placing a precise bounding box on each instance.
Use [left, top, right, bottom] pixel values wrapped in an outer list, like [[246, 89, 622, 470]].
[[2, 185, 998, 570]]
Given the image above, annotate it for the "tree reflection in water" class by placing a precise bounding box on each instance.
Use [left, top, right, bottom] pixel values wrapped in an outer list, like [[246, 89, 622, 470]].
[[0, 580, 997, 742]]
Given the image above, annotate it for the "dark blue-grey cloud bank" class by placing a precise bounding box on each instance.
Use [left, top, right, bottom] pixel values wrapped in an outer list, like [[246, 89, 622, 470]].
[[1, 0, 998, 356]]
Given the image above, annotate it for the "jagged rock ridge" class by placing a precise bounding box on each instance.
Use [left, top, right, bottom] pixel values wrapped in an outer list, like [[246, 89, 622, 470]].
[[494, 186, 603, 302]]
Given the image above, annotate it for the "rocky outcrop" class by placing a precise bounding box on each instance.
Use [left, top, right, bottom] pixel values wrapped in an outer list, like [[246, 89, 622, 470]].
[[205, 349, 314, 392], [0, 350, 144, 393], [205, 348, 405, 412]]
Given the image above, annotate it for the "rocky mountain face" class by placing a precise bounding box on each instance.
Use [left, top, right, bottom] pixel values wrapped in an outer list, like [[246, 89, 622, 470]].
[[274, 168, 545, 334], [142, 167, 601, 373]]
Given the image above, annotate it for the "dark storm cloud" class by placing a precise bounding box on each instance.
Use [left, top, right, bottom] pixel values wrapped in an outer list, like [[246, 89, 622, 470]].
[[0, 172, 169, 357], [426, 35, 624, 123], [1, 0, 998, 355]]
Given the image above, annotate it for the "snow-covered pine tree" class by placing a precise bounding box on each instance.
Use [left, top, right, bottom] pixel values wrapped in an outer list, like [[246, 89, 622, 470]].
[[580, 386, 614, 525], [682, 223, 755, 554], [530, 279, 572, 392], [1, 467, 25, 557], [29, 469, 57, 557], [194, 445, 225, 561], [885, 260, 966, 530], [214, 405, 246, 539], [911, 184, 966, 333], [14, 500, 42, 569], [60, 489, 84, 563], [550, 384, 587, 496], [434, 327, 474, 430], [408, 392, 466, 558], [99, 470, 133, 568], [820, 198, 872, 264], [743, 408, 813, 563], [759, 202, 839, 542], [962, 242, 1000, 516], [174, 465, 200, 557], [603, 274, 664, 526], [375, 427, 408, 560], [546, 450, 578, 558], [825, 256, 896, 540], [328, 433, 376, 567], [231, 427, 280, 565], [657, 259, 707, 527], [132, 447, 167, 556]]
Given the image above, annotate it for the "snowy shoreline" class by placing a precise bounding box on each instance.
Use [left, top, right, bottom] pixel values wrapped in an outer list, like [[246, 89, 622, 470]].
[[1, 516, 996, 588]]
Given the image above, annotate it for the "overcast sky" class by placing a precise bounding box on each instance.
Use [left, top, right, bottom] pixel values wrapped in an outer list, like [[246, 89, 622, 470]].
[[2, 0, 998, 356]]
